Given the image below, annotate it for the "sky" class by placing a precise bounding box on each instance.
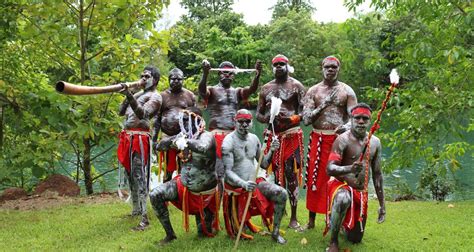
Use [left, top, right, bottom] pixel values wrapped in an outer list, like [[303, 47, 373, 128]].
[[157, 0, 372, 29]]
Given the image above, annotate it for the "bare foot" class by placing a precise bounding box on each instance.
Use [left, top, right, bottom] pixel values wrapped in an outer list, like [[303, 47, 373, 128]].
[[132, 221, 149, 231], [158, 235, 177, 246], [288, 221, 303, 232], [300, 222, 315, 232], [326, 243, 339, 252], [271, 233, 287, 244]]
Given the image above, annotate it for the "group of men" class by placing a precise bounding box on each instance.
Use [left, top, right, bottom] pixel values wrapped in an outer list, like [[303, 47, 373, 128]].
[[116, 54, 386, 251]]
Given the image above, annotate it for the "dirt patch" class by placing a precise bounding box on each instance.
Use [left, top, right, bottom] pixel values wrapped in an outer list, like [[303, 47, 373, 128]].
[[0, 192, 121, 211], [0, 187, 28, 203], [34, 174, 80, 196]]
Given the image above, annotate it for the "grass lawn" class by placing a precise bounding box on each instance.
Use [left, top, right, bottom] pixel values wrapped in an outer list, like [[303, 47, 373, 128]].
[[1, 198, 473, 251]]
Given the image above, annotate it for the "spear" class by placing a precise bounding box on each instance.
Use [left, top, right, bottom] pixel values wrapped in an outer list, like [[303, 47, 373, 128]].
[[358, 69, 400, 163], [209, 68, 256, 74], [358, 69, 399, 232], [233, 98, 281, 250]]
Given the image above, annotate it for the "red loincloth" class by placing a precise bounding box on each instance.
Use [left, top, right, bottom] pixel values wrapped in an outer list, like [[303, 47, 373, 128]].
[[223, 178, 274, 239], [324, 178, 368, 235], [171, 175, 220, 237], [264, 127, 304, 187], [212, 131, 231, 158], [305, 131, 337, 214], [117, 129, 150, 173]]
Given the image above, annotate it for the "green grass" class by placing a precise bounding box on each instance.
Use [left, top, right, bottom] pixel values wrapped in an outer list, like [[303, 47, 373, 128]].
[[1, 199, 473, 251]]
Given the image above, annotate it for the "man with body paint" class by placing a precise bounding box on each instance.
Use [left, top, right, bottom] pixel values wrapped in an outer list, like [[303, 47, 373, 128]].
[[153, 68, 196, 182], [256, 54, 306, 230], [221, 109, 288, 244], [302, 56, 357, 230], [117, 65, 162, 230], [324, 103, 385, 252], [199, 60, 262, 179], [149, 108, 220, 245]]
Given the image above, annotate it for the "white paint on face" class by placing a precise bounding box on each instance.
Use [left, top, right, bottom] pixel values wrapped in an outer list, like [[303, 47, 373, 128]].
[[236, 119, 252, 136], [322, 61, 340, 82]]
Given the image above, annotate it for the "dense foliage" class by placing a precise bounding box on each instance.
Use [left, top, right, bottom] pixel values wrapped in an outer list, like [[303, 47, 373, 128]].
[[1, 0, 472, 199]]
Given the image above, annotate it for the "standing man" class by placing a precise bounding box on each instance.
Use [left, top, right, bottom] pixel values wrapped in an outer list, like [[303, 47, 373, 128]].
[[256, 54, 306, 230], [302, 56, 357, 230], [150, 108, 220, 245], [117, 65, 162, 230], [325, 103, 385, 252], [221, 109, 288, 244], [199, 60, 261, 161], [153, 68, 196, 182]]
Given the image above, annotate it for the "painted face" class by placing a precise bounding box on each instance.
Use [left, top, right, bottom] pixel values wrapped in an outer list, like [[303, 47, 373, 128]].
[[351, 113, 370, 136], [236, 118, 252, 136], [219, 70, 235, 87], [141, 70, 154, 90], [169, 73, 184, 92], [322, 61, 340, 82], [273, 61, 288, 78]]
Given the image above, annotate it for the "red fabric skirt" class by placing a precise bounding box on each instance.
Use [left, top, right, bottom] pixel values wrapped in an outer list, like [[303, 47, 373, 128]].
[[264, 128, 304, 187], [223, 178, 274, 239], [117, 129, 150, 173], [171, 175, 219, 237], [325, 178, 368, 233], [305, 131, 337, 213], [212, 131, 230, 159]]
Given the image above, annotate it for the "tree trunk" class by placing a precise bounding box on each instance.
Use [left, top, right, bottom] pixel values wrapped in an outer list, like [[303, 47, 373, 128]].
[[0, 105, 3, 152], [82, 137, 93, 194]]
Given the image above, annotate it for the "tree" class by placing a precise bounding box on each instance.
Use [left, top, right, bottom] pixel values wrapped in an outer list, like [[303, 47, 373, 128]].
[[271, 0, 315, 20], [1, 0, 170, 194], [180, 0, 234, 20], [347, 0, 473, 199]]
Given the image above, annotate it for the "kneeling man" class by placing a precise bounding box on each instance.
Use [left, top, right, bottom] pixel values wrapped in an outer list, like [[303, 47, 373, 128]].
[[221, 109, 288, 244], [325, 103, 386, 251], [150, 108, 219, 245]]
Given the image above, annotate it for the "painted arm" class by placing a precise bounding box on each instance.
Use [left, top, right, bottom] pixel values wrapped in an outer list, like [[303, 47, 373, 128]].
[[240, 60, 261, 100], [198, 60, 211, 100], [260, 138, 279, 169], [156, 135, 175, 151], [118, 97, 129, 116], [371, 138, 385, 223], [122, 89, 162, 120], [336, 85, 358, 134], [152, 113, 162, 145], [327, 138, 353, 176]]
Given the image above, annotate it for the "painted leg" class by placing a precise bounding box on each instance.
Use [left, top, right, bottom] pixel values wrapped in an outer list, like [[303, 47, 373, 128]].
[[149, 180, 178, 245], [126, 170, 140, 216], [131, 154, 150, 231], [328, 189, 351, 252], [258, 181, 288, 244], [284, 157, 301, 230]]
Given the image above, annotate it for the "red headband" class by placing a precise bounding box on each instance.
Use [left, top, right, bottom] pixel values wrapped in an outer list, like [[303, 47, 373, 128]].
[[222, 65, 235, 69], [351, 107, 371, 117], [235, 113, 252, 120], [272, 57, 289, 64], [322, 56, 340, 66]]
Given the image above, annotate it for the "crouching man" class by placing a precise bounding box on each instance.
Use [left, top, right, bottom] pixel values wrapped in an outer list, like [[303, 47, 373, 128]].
[[221, 109, 288, 244], [149, 108, 219, 245], [324, 103, 386, 252]]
